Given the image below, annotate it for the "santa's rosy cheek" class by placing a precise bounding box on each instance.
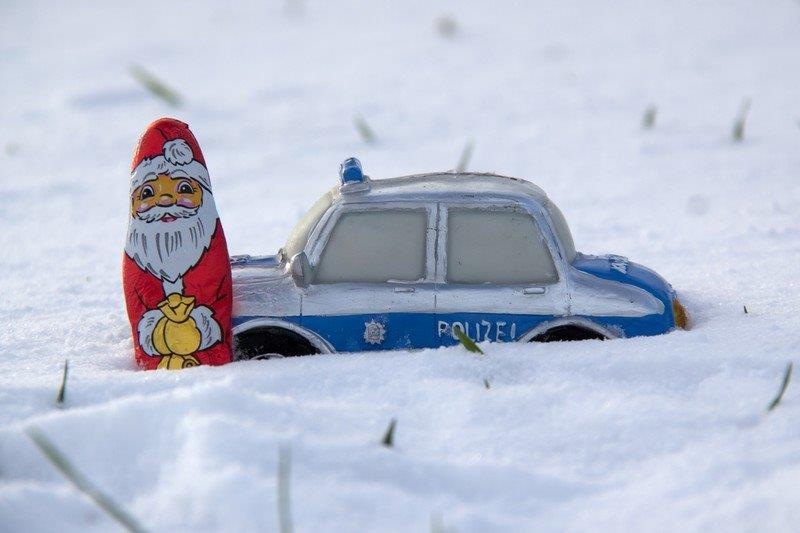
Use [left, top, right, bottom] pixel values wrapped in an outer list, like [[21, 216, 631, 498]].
[[136, 203, 153, 213], [177, 198, 198, 208]]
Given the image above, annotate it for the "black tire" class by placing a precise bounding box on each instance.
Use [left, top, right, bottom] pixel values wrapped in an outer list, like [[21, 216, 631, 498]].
[[530, 325, 607, 343], [233, 326, 321, 360]]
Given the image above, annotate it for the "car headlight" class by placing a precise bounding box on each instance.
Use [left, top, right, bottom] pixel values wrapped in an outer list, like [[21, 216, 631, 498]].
[[672, 298, 689, 330]]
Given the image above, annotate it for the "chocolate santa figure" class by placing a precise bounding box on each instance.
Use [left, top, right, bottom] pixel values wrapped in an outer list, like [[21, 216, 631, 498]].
[[123, 118, 233, 370]]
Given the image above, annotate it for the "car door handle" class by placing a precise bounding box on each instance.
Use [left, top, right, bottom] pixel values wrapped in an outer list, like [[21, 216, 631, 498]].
[[523, 287, 546, 295], [393, 286, 416, 293]]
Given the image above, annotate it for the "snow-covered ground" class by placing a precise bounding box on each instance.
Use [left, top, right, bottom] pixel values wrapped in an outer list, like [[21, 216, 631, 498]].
[[2, 0, 800, 531]]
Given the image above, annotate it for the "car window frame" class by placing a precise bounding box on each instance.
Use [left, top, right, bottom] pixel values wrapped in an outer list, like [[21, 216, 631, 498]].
[[307, 201, 438, 285], [435, 201, 564, 286]]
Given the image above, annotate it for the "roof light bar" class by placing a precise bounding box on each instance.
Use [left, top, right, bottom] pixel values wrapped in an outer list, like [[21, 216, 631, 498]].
[[339, 157, 364, 184]]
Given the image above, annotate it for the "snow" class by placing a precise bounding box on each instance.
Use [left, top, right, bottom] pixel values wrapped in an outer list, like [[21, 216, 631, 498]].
[[2, 0, 800, 531]]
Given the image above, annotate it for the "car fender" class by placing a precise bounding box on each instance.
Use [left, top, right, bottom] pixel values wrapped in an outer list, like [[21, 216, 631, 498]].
[[568, 267, 665, 317]]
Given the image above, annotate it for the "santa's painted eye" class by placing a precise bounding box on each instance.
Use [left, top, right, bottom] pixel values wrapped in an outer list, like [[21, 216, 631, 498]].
[[177, 181, 194, 194], [140, 185, 154, 199]]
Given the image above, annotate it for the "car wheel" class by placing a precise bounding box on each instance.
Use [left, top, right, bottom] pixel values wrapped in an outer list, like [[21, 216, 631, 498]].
[[530, 325, 607, 343], [233, 326, 321, 360]]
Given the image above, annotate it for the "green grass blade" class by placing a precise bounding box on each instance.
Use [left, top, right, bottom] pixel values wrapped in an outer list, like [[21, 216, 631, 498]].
[[642, 105, 657, 129], [430, 511, 444, 533], [353, 115, 377, 144], [455, 140, 474, 172], [453, 325, 483, 355], [56, 359, 68, 407], [435, 15, 459, 39], [129, 64, 182, 108], [381, 418, 397, 448], [767, 362, 793, 412], [277, 445, 294, 533], [732, 98, 751, 142], [27, 428, 146, 533]]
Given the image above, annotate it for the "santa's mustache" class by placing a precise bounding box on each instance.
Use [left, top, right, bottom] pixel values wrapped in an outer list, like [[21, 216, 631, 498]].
[[136, 204, 199, 223]]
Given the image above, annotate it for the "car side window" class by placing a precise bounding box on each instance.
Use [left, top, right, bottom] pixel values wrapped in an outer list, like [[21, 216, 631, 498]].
[[446, 207, 558, 284], [315, 208, 428, 283]]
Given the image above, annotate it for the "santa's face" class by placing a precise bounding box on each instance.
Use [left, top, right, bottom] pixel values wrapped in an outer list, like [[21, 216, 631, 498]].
[[125, 172, 218, 285], [131, 174, 203, 222]]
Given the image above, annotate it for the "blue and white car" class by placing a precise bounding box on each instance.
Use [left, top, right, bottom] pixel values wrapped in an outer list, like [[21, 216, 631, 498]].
[[230, 158, 688, 359]]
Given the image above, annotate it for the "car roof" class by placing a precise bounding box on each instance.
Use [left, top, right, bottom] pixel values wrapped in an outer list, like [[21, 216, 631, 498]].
[[336, 172, 550, 205], [280, 171, 568, 262]]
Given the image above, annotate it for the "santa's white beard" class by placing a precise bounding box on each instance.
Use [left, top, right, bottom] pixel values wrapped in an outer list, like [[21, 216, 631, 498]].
[[125, 194, 218, 287]]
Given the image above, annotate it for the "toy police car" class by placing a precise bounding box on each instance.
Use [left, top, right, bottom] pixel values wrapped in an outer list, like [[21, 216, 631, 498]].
[[230, 158, 688, 359]]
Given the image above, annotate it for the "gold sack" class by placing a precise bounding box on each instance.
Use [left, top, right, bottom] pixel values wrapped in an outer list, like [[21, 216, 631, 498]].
[[153, 293, 202, 356], [157, 354, 201, 370]]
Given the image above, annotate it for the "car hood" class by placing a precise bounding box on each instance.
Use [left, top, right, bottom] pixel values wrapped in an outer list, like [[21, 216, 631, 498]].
[[571, 253, 675, 308], [230, 253, 288, 282]]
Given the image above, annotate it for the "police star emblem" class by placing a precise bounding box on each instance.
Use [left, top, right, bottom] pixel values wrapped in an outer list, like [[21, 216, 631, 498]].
[[363, 320, 386, 345]]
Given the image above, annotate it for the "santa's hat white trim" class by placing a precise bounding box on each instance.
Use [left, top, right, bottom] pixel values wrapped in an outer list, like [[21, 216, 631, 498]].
[[130, 140, 211, 192]]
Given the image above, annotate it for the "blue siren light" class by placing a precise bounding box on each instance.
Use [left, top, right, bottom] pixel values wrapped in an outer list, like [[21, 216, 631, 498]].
[[339, 157, 364, 184]]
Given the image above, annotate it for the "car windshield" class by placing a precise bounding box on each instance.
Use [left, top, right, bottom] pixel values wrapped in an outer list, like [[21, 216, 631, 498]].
[[282, 189, 334, 259]]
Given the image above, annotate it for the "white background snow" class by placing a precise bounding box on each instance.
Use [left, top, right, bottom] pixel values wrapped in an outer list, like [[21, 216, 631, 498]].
[[2, 0, 800, 531]]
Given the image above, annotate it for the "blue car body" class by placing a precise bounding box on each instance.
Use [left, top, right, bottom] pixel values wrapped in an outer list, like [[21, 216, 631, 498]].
[[230, 159, 685, 357]]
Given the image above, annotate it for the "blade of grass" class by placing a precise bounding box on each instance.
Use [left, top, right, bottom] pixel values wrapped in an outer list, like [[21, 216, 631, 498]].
[[283, 0, 304, 18], [430, 511, 445, 533], [26, 428, 146, 533], [5, 142, 19, 156], [732, 98, 751, 142], [483, 378, 491, 390], [353, 115, 377, 144], [277, 445, 293, 533], [381, 418, 397, 448], [435, 15, 458, 39], [129, 64, 182, 107], [767, 362, 793, 412], [453, 325, 483, 355], [642, 105, 657, 129], [56, 359, 68, 407], [455, 140, 474, 173]]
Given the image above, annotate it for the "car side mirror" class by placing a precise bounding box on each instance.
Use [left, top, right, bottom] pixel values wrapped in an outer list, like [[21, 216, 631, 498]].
[[290, 252, 313, 288]]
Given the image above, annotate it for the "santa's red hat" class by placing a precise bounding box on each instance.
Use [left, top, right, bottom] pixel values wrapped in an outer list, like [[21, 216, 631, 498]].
[[130, 118, 212, 192]]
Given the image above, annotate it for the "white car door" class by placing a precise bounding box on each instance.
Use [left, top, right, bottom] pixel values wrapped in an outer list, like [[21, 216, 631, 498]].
[[434, 202, 569, 345], [300, 201, 438, 351]]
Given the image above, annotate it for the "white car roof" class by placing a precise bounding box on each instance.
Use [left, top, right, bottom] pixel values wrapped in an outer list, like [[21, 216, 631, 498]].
[[282, 171, 574, 262], [336, 172, 550, 205]]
